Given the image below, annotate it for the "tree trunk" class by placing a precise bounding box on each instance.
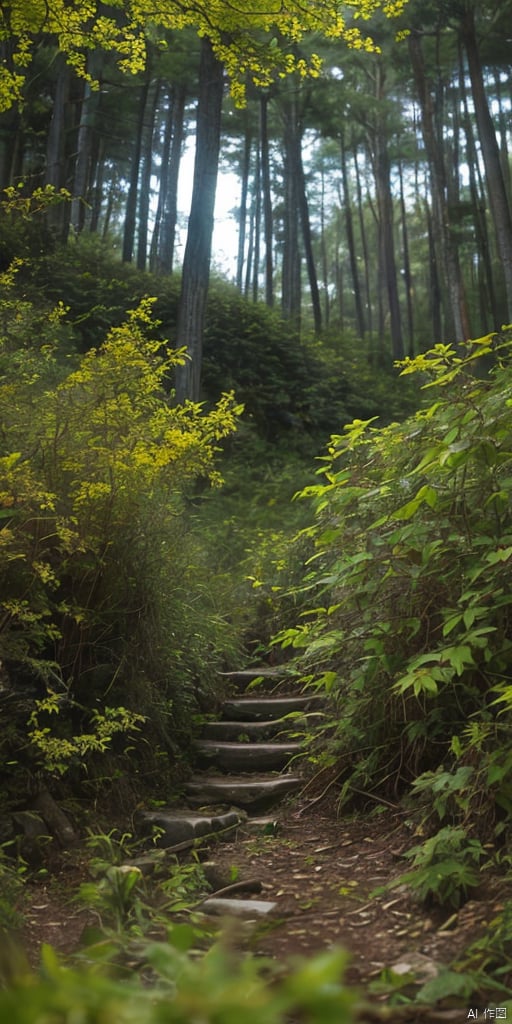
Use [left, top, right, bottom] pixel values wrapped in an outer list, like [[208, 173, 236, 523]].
[[260, 93, 274, 307], [460, 4, 512, 320], [425, 198, 443, 344], [408, 31, 470, 342], [252, 137, 261, 302], [493, 66, 512, 207], [45, 54, 71, 239], [137, 79, 160, 270], [459, 44, 500, 330], [236, 110, 252, 293], [397, 149, 414, 355], [280, 90, 301, 334], [320, 167, 330, 327], [354, 148, 374, 347], [340, 129, 365, 338], [297, 141, 322, 335], [174, 39, 224, 404], [122, 76, 150, 263], [159, 83, 187, 274], [149, 87, 173, 273], [373, 62, 404, 360]]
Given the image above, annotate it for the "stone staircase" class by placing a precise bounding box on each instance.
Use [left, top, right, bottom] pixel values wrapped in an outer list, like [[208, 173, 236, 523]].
[[136, 664, 320, 846]]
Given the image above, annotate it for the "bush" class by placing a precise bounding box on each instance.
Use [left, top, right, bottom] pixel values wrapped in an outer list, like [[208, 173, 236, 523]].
[[276, 329, 512, 836], [0, 267, 242, 797], [0, 939, 356, 1024], [24, 241, 419, 445]]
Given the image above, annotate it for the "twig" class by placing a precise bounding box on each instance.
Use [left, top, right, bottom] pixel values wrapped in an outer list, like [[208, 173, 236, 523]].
[[349, 786, 400, 810], [296, 770, 346, 815], [193, 878, 263, 908]]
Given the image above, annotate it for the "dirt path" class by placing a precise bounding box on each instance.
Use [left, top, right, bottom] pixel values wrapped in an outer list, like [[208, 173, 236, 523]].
[[208, 808, 507, 993], [19, 802, 510, 1009]]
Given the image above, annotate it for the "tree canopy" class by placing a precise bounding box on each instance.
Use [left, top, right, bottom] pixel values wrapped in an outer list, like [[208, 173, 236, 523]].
[[0, 0, 408, 111]]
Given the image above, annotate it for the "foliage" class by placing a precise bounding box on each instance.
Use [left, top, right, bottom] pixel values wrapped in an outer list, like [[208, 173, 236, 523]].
[[26, 243, 419, 443], [0, 0, 408, 111], [203, 285, 419, 443], [0, 934, 355, 1024], [386, 825, 484, 909], [0, 845, 25, 931], [276, 329, 512, 840], [0, 266, 242, 794]]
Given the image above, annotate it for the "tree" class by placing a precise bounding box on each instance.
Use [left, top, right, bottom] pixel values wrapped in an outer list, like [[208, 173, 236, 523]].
[[174, 38, 224, 403], [0, 0, 408, 114], [0, 0, 410, 399], [459, 1, 512, 320]]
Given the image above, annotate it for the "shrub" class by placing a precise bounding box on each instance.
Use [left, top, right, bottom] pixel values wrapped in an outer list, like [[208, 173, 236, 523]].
[[276, 329, 512, 836], [0, 269, 242, 795], [0, 939, 356, 1024]]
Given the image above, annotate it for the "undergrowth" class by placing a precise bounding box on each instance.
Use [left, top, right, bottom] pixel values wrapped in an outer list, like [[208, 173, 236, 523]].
[[275, 328, 512, 901]]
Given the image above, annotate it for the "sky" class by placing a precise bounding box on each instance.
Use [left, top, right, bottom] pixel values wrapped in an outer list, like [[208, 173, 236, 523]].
[[176, 142, 240, 279]]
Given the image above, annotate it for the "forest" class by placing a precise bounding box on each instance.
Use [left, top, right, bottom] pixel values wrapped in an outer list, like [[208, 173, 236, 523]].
[[1, 0, 512, 1018]]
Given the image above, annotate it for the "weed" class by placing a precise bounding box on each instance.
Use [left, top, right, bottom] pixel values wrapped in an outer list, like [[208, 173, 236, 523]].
[[384, 826, 484, 909]]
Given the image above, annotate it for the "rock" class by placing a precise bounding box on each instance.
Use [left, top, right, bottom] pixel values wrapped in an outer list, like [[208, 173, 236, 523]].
[[32, 787, 77, 847], [11, 810, 51, 864], [389, 951, 441, 986], [200, 897, 278, 918], [239, 816, 279, 836], [222, 696, 322, 722], [202, 719, 292, 741], [184, 773, 303, 810], [201, 861, 235, 889], [219, 667, 291, 691], [194, 740, 302, 772], [135, 808, 243, 847]]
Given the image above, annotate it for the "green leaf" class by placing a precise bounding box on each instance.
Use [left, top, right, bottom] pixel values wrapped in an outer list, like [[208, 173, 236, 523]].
[[443, 645, 475, 675], [417, 968, 475, 1002]]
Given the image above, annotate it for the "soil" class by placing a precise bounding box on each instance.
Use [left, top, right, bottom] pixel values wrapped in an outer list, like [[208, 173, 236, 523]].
[[16, 798, 511, 1010], [207, 807, 510, 991]]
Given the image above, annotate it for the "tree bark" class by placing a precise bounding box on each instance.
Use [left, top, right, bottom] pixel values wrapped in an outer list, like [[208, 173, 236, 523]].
[[372, 62, 404, 360], [408, 30, 470, 342], [149, 87, 173, 273], [397, 149, 414, 355], [297, 139, 322, 335], [260, 93, 274, 307], [44, 54, 71, 239], [340, 129, 365, 338], [236, 110, 252, 293], [354, 148, 374, 346], [280, 90, 301, 334], [460, 4, 512, 320], [122, 76, 150, 263], [137, 79, 160, 270], [252, 135, 261, 302], [159, 83, 187, 274], [459, 44, 499, 330], [174, 39, 224, 403]]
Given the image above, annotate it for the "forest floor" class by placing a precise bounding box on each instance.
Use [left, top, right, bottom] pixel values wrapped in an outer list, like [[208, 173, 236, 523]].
[[18, 797, 511, 1017]]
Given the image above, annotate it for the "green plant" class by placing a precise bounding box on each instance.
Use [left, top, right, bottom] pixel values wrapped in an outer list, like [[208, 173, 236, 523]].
[[0, 939, 356, 1024], [0, 844, 26, 930], [275, 330, 512, 839], [0, 275, 243, 796], [385, 825, 484, 909], [77, 828, 209, 939]]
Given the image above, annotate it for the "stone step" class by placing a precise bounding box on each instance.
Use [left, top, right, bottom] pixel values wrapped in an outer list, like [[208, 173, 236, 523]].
[[195, 740, 302, 772], [202, 719, 291, 741], [221, 695, 321, 722], [135, 808, 243, 848], [203, 713, 324, 742], [185, 773, 303, 811], [220, 666, 292, 692]]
